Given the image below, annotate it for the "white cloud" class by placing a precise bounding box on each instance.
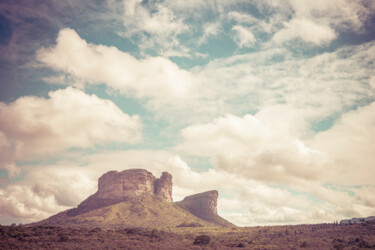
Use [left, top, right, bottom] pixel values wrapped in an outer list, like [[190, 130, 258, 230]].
[[177, 109, 326, 183], [198, 22, 221, 45], [370, 76, 375, 89], [273, 18, 337, 45], [37, 28, 193, 106], [173, 103, 375, 224], [312, 101, 375, 185], [191, 40, 375, 124], [119, 0, 189, 56], [0, 87, 141, 171], [0, 165, 97, 224], [232, 25, 256, 48], [228, 11, 257, 24], [287, 0, 374, 32], [177, 100, 375, 187], [122, 0, 187, 36]]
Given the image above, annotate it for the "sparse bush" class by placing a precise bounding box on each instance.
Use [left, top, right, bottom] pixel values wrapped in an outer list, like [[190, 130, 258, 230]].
[[237, 242, 246, 247], [193, 235, 211, 246], [176, 222, 203, 227], [90, 227, 102, 233], [333, 243, 344, 250], [57, 235, 68, 242], [300, 241, 307, 247]]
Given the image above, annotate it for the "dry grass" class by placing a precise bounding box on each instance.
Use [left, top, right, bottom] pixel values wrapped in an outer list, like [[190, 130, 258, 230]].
[[2, 221, 375, 249], [32, 194, 217, 229]]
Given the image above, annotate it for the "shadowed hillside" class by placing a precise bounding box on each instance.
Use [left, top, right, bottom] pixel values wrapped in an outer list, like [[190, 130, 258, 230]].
[[34, 194, 217, 229], [176, 190, 234, 227]]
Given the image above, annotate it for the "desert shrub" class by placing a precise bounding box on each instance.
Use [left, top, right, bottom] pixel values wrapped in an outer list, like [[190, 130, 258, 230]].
[[193, 235, 211, 246], [176, 222, 203, 227], [333, 243, 344, 250], [358, 239, 371, 248], [300, 241, 307, 247], [57, 235, 68, 242], [90, 227, 102, 233], [124, 228, 142, 235], [237, 242, 246, 247]]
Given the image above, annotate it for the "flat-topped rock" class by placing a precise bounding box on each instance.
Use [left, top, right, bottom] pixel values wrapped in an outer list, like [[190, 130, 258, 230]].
[[68, 169, 172, 216], [176, 190, 218, 217], [176, 190, 234, 227], [97, 169, 158, 200]]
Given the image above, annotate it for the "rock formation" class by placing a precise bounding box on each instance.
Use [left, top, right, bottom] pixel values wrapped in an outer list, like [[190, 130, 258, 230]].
[[36, 168, 234, 228], [176, 190, 234, 227], [68, 169, 173, 216]]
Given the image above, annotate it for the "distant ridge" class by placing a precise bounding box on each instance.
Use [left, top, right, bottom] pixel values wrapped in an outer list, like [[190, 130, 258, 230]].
[[31, 169, 234, 228], [340, 216, 375, 224]]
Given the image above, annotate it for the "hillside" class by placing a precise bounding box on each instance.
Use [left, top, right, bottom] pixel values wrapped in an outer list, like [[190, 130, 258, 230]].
[[34, 194, 216, 229]]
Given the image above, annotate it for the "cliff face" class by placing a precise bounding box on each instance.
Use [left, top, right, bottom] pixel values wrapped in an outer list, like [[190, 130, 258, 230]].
[[176, 190, 234, 227], [97, 169, 158, 200], [154, 172, 173, 202], [68, 169, 172, 216]]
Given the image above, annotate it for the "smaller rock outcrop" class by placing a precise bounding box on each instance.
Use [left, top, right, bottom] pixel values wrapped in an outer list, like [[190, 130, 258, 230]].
[[176, 190, 234, 227]]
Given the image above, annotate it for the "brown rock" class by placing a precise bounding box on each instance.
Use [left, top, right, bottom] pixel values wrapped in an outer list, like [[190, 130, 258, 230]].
[[68, 169, 173, 216], [154, 172, 173, 202], [34, 169, 235, 228], [97, 169, 156, 200], [176, 190, 234, 227]]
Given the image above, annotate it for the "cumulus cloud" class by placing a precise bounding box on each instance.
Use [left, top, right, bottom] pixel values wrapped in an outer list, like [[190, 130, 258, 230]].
[[312, 101, 375, 185], [0, 165, 97, 224], [177, 100, 375, 187], [0, 87, 141, 173], [37, 28, 192, 106], [173, 103, 375, 224], [177, 108, 326, 183]]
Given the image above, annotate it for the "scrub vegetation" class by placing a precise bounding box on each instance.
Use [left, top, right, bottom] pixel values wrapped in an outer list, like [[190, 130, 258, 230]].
[[1, 221, 375, 249]]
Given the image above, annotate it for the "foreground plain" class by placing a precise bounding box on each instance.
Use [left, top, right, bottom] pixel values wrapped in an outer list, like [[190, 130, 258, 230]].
[[1, 222, 375, 249]]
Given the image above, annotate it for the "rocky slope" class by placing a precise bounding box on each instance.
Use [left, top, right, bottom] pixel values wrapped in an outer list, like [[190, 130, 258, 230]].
[[33, 169, 233, 228]]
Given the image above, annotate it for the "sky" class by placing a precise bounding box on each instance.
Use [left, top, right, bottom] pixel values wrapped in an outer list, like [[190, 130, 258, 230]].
[[0, 0, 375, 227]]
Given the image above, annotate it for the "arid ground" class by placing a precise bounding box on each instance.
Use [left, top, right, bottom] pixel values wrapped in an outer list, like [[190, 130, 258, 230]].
[[1, 222, 375, 249]]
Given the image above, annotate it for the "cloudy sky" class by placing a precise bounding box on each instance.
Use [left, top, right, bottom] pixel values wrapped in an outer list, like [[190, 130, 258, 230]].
[[1, 0, 375, 226]]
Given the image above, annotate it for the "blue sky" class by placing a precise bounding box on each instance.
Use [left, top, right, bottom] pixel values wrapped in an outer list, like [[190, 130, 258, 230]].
[[0, 0, 375, 226]]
